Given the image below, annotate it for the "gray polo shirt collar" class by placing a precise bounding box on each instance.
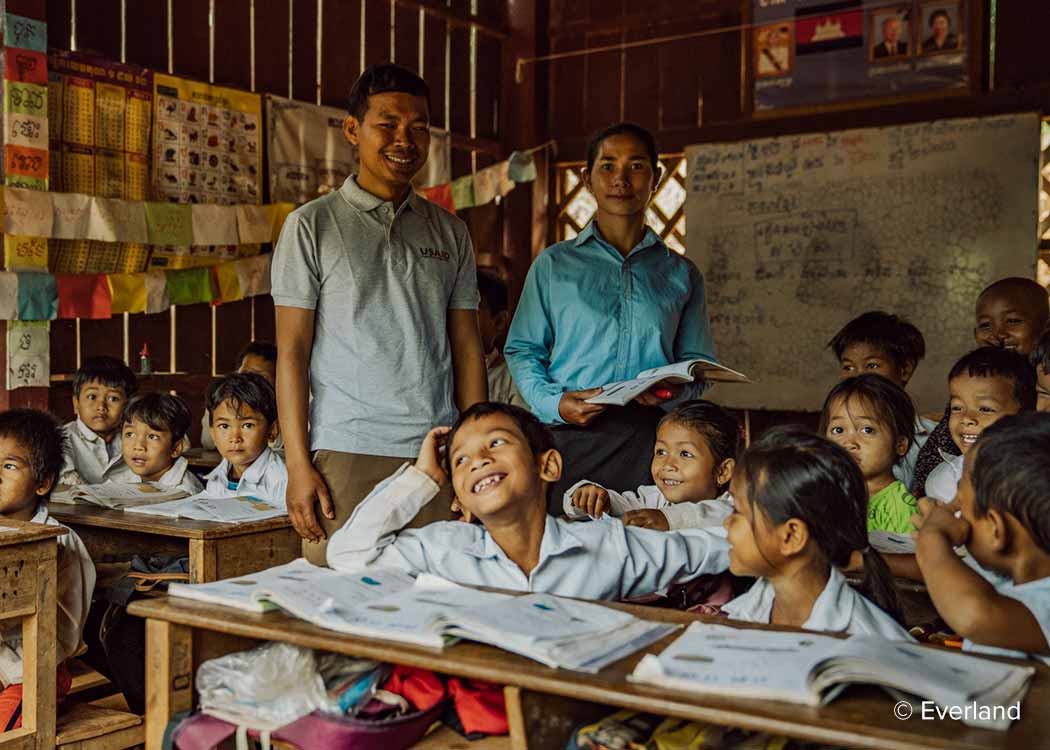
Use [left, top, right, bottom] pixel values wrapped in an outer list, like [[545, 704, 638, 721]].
[[339, 175, 427, 217]]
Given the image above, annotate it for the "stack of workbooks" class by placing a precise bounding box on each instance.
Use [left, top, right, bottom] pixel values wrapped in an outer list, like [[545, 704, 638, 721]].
[[51, 482, 190, 508], [124, 492, 285, 522], [170, 561, 677, 673], [630, 622, 1034, 730]]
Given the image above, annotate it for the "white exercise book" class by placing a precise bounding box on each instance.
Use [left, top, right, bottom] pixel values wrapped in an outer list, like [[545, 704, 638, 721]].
[[51, 481, 190, 508], [586, 357, 750, 406], [124, 492, 285, 522]]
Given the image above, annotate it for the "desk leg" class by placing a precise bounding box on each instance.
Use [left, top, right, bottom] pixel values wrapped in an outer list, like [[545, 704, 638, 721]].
[[145, 619, 193, 750], [187, 539, 218, 584], [20, 541, 56, 750]]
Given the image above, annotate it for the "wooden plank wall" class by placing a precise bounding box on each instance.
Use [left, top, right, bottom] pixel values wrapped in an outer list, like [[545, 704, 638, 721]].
[[45, 0, 508, 434]]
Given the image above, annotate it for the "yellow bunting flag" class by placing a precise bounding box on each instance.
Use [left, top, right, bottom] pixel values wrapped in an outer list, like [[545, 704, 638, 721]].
[[213, 262, 243, 303], [107, 273, 147, 314], [3, 235, 47, 271]]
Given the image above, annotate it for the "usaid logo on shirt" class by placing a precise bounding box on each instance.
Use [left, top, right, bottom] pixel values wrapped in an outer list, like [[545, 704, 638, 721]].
[[419, 247, 451, 261]]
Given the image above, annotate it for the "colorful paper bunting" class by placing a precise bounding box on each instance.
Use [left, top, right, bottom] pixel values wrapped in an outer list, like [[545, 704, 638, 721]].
[[145, 202, 193, 246], [51, 192, 91, 239], [56, 273, 112, 319], [213, 262, 243, 304], [421, 183, 455, 214], [473, 161, 514, 205], [236, 204, 274, 244], [3, 186, 52, 237], [0, 273, 18, 319], [16, 271, 56, 320], [107, 273, 147, 314], [235, 255, 271, 297], [144, 270, 170, 314], [507, 151, 537, 183], [451, 175, 476, 210], [192, 204, 239, 246], [165, 267, 214, 306]]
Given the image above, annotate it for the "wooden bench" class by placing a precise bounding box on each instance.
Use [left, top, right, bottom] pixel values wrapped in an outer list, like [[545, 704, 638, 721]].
[[0, 519, 63, 750], [50, 506, 299, 584], [128, 594, 1050, 750]]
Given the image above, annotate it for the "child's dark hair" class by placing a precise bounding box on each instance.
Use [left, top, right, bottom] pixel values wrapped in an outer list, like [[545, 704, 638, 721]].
[[444, 402, 554, 476], [739, 426, 904, 625], [1030, 329, 1050, 376], [972, 413, 1050, 553], [585, 122, 659, 173], [237, 341, 277, 367], [0, 409, 65, 500], [206, 372, 277, 425], [123, 392, 193, 444], [73, 355, 138, 398], [477, 271, 508, 314], [347, 63, 430, 121], [819, 374, 916, 462], [827, 311, 925, 370], [948, 347, 1037, 411], [659, 400, 740, 487]]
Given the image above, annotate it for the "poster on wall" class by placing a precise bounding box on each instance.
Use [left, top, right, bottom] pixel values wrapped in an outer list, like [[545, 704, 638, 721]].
[[753, 0, 969, 112], [48, 50, 152, 273], [151, 74, 263, 269], [152, 73, 262, 206], [266, 96, 356, 205]]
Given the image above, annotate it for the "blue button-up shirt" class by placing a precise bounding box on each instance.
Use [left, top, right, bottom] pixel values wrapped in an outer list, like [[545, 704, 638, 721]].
[[504, 221, 716, 423]]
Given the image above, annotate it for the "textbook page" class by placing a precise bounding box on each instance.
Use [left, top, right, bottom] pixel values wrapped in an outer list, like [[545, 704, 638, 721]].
[[631, 622, 841, 703], [124, 493, 285, 522], [586, 358, 749, 406], [51, 481, 189, 508]]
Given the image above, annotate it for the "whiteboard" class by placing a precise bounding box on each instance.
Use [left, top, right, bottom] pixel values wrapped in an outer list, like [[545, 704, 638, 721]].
[[685, 113, 1041, 413]]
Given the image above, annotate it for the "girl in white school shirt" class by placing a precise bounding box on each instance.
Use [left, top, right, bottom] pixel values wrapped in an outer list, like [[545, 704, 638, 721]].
[[720, 427, 912, 639]]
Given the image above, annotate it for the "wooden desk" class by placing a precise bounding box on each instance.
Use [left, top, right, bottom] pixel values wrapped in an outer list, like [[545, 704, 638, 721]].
[[180, 449, 222, 471], [0, 520, 63, 750], [48, 507, 299, 584], [128, 595, 1049, 750]]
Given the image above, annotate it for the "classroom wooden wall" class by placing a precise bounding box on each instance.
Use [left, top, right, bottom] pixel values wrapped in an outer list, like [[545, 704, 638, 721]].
[[42, 0, 518, 433]]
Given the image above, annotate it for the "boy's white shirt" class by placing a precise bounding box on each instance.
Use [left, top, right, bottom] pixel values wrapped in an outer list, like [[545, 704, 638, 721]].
[[959, 556, 1050, 665], [109, 455, 204, 494], [203, 446, 288, 508], [561, 479, 732, 533], [0, 504, 96, 686], [326, 463, 731, 601], [721, 566, 913, 640], [893, 414, 937, 489], [925, 449, 965, 503], [59, 418, 125, 486]]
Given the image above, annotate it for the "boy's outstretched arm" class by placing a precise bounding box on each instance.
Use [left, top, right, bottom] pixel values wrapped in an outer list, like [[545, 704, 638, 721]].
[[914, 499, 1049, 655], [617, 525, 731, 600], [326, 428, 449, 573]]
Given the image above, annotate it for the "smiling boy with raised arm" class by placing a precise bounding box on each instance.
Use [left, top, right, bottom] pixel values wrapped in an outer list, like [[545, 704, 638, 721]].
[[326, 403, 730, 600]]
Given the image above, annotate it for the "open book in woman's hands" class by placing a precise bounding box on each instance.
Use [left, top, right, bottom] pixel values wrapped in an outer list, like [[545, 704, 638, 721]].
[[584, 357, 750, 406]]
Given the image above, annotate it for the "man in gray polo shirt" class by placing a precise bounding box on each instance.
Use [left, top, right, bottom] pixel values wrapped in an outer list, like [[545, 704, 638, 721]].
[[272, 64, 487, 564]]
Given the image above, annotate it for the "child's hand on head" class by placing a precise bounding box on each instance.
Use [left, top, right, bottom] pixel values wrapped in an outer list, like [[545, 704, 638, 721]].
[[623, 508, 670, 531], [571, 484, 610, 517], [415, 426, 451, 487], [912, 497, 970, 547]]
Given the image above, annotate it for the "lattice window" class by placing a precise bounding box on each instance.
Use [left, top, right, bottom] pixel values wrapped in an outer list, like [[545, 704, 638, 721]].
[[554, 155, 688, 254]]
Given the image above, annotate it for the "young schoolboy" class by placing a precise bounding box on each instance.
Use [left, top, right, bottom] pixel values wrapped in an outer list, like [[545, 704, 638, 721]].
[[925, 347, 1036, 503], [203, 372, 288, 508], [562, 400, 737, 531], [0, 410, 95, 728], [1029, 329, 1050, 413], [59, 356, 138, 486], [326, 402, 730, 600], [273, 64, 486, 564], [827, 311, 933, 488], [111, 393, 203, 493], [912, 278, 1049, 495], [914, 413, 1050, 662], [200, 341, 283, 453], [477, 271, 527, 410]]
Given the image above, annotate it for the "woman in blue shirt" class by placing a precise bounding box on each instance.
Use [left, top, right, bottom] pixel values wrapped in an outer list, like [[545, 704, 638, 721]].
[[505, 122, 717, 510]]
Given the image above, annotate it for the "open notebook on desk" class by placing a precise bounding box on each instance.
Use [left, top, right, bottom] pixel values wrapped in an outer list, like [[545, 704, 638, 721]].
[[51, 481, 190, 508], [586, 357, 750, 406], [124, 492, 285, 523], [170, 561, 677, 672], [631, 622, 1034, 730]]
